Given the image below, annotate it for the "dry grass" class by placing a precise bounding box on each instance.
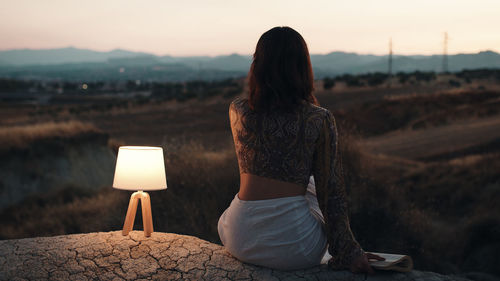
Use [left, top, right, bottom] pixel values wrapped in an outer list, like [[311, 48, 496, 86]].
[[0, 121, 100, 152], [340, 90, 500, 137], [341, 134, 500, 276], [0, 186, 127, 239]]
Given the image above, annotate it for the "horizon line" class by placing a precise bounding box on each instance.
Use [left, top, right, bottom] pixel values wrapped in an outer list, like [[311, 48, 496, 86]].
[[0, 46, 498, 58]]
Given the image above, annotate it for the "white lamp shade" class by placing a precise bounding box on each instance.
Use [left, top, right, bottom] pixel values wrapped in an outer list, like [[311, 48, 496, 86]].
[[113, 146, 167, 191]]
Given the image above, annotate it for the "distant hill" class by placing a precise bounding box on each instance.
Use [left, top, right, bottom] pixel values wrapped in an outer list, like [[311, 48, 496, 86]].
[[0, 47, 499, 81], [310, 50, 500, 75], [0, 47, 152, 66]]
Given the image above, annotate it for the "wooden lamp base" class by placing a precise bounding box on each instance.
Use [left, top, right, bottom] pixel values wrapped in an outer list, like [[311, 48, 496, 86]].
[[122, 191, 154, 237]]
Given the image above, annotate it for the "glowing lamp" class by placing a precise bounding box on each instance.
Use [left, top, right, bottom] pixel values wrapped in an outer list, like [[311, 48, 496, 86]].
[[113, 146, 167, 237]]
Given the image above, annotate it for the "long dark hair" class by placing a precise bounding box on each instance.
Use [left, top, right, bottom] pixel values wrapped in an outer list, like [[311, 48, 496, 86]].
[[248, 26, 318, 112]]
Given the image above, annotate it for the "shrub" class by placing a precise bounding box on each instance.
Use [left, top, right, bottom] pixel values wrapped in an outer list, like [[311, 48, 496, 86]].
[[323, 77, 335, 90]]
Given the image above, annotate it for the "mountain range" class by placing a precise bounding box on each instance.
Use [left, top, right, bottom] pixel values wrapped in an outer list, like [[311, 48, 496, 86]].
[[1, 47, 499, 81]]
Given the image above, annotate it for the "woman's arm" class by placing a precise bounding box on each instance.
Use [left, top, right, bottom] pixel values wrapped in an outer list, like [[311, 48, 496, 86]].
[[312, 110, 364, 270]]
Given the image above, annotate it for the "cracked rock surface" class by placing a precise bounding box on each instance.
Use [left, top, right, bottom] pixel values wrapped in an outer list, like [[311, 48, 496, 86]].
[[0, 231, 470, 280]]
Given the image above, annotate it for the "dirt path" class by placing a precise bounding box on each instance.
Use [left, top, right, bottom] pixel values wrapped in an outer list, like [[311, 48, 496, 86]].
[[360, 115, 500, 159], [316, 84, 449, 110]]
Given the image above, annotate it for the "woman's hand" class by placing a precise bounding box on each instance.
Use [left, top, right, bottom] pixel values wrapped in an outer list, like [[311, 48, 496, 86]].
[[349, 252, 385, 274]]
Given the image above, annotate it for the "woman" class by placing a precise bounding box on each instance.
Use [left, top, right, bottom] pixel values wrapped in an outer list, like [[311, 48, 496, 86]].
[[217, 26, 383, 273]]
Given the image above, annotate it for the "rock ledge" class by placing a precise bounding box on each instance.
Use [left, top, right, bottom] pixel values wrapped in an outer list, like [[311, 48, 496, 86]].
[[0, 231, 469, 280]]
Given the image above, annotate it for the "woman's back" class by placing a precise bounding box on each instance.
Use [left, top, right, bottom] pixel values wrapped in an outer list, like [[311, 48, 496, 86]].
[[230, 96, 330, 194], [220, 96, 340, 270]]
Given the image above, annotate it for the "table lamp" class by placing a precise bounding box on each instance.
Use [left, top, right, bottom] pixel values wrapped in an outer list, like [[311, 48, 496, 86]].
[[112, 146, 167, 237]]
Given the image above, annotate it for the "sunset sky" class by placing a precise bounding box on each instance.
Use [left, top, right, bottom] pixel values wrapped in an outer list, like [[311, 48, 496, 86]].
[[1, 0, 499, 56]]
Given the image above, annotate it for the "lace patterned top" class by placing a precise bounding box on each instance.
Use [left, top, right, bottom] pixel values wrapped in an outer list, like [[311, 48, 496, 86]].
[[229, 97, 364, 269]]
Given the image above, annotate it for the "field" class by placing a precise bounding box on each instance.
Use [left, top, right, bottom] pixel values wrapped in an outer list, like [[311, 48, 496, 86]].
[[0, 73, 499, 279]]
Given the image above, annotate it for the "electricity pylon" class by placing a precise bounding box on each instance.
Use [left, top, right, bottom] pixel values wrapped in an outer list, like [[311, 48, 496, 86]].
[[442, 32, 448, 73], [388, 37, 393, 87]]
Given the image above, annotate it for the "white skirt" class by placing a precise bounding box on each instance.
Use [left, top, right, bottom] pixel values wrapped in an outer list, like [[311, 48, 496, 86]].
[[217, 177, 330, 270]]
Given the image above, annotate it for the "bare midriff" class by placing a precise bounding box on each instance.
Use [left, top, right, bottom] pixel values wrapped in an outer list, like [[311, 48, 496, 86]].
[[237, 173, 307, 201]]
